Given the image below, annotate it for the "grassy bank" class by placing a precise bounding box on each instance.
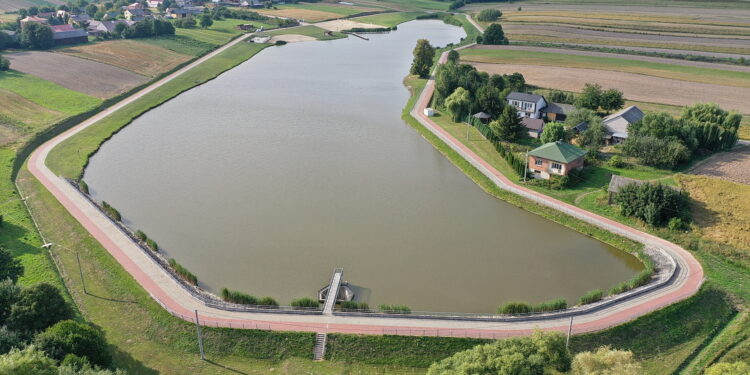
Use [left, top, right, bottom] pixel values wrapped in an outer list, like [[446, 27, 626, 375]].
[[268, 25, 347, 40], [46, 41, 269, 178]]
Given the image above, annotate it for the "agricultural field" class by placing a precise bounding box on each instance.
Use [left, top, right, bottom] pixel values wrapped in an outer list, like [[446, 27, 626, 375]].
[[688, 145, 750, 185], [257, 2, 377, 22], [58, 40, 192, 78], [460, 47, 750, 116], [4, 51, 149, 98]]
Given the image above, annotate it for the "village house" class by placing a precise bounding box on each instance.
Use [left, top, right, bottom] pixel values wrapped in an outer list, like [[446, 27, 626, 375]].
[[20, 16, 49, 26], [87, 19, 135, 35], [527, 141, 587, 180], [124, 2, 145, 10], [522, 117, 545, 139], [507, 92, 547, 119], [69, 13, 91, 26], [602, 105, 644, 144], [51, 24, 88, 45], [166, 6, 204, 18], [147, 0, 164, 7], [543, 102, 575, 122], [124, 8, 151, 21], [102, 11, 121, 20], [37, 11, 55, 19]]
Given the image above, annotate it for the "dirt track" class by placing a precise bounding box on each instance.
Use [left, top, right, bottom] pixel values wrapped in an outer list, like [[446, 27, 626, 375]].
[[470, 62, 750, 114], [689, 145, 750, 185], [6, 51, 148, 98], [315, 19, 383, 32]]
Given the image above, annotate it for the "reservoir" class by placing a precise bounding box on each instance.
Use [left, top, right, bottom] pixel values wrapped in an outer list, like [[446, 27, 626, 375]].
[[82, 20, 643, 313]]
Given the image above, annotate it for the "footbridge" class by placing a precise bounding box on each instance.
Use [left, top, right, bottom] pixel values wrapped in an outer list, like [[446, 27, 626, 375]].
[[322, 268, 344, 316]]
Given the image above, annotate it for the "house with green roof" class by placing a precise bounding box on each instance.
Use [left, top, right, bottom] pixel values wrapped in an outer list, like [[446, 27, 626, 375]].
[[527, 141, 587, 179]]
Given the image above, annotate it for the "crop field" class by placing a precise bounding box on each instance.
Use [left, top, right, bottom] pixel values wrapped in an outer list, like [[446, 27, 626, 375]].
[[256, 2, 377, 22], [280, 2, 378, 16], [373, 0, 451, 11], [352, 11, 426, 27], [5, 51, 148, 98], [58, 40, 192, 78]]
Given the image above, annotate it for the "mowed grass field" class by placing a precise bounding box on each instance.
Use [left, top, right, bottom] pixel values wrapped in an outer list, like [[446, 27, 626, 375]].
[[352, 11, 426, 27], [58, 40, 192, 78], [257, 2, 376, 22], [0, 70, 101, 116], [175, 18, 268, 45], [268, 25, 346, 41]]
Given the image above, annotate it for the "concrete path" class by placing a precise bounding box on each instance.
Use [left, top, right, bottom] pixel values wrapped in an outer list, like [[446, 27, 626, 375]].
[[26, 24, 703, 339]]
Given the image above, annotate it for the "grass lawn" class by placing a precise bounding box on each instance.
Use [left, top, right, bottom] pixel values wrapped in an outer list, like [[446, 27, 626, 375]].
[[459, 48, 750, 89], [135, 34, 218, 56], [378, 0, 451, 11], [268, 25, 346, 40], [353, 11, 427, 27], [279, 2, 377, 16], [58, 40, 192, 78], [46, 41, 271, 179], [174, 19, 266, 46], [0, 70, 102, 115]]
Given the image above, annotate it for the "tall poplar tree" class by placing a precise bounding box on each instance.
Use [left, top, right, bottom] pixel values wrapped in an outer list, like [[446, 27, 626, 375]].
[[410, 39, 435, 78]]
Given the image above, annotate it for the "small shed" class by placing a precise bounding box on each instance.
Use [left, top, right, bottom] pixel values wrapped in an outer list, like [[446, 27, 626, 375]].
[[472, 111, 491, 124], [424, 108, 436, 117]]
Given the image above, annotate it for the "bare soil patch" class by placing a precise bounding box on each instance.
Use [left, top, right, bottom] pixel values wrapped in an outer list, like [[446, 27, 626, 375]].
[[269, 34, 317, 43], [689, 145, 750, 185], [5, 51, 148, 99], [314, 19, 384, 32], [469, 63, 750, 115], [58, 40, 191, 78]]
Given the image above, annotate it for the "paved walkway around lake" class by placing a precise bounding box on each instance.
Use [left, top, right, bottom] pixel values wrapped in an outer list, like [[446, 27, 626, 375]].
[[26, 25, 703, 339]]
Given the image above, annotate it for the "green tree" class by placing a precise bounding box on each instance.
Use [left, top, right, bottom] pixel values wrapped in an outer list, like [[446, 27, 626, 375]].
[[575, 83, 604, 111], [623, 136, 691, 168], [477, 8, 502, 22], [0, 280, 20, 325], [572, 346, 642, 375], [491, 105, 525, 141], [445, 87, 471, 122], [540, 122, 568, 143], [8, 283, 72, 333], [475, 85, 504, 118], [199, 13, 213, 28], [0, 32, 12, 51], [578, 120, 607, 151], [0, 249, 23, 284], [0, 326, 23, 355], [35, 320, 111, 367], [705, 362, 750, 375], [427, 331, 571, 375], [481, 23, 508, 45], [446, 49, 459, 65], [615, 183, 691, 226], [504, 72, 524, 91], [600, 88, 625, 113], [0, 346, 57, 375], [85, 4, 98, 16], [20, 23, 54, 49], [410, 39, 435, 78]]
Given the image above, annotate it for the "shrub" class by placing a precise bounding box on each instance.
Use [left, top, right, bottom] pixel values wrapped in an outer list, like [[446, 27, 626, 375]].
[[145, 238, 158, 252], [77, 180, 89, 195], [477, 9, 502, 22], [0, 326, 23, 354], [608, 155, 626, 168], [340, 301, 369, 311], [34, 320, 112, 367], [134, 230, 147, 242], [0, 346, 57, 375], [290, 298, 319, 309], [274, 40, 287, 46], [60, 354, 90, 371], [572, 346, 641, 375], [532, 298, 567, 313], [668, 217, 686, 231], [615, 182, 691, 226], [100, 201, 121, 222], [258, 297, 278, 307], [167, 259, 197, 285], [0, 279, 20, 325], [0, 248, 23, 284], [8, 283, 73, 333], [378, 304, 411, 314], [498, 302, 531, 314], [220, 288, 258, 305], [579, 289, 604, 305]]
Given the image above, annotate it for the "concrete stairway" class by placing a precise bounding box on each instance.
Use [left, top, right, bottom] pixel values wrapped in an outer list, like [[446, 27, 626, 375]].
[[313, 332, 327, 361]]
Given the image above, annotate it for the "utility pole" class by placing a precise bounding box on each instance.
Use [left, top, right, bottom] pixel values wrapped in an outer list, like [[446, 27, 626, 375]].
[[195, 310, 205, 360], [566, 316, 573, 348], [76, 252, 86, 294]]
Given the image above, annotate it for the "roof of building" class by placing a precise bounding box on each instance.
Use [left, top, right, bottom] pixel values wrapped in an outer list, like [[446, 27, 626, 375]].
[[529, 141, 587, 164], [126, 8, 148, 15], [21, 16, 48, 23], [52, 28, 88, 39], [168, 6, 203, 13], [544, 102, 575, 115], [70, 13, 91, 22], [507, 91, 545, 103], [473, 112, 491, 119], [602, 105, 644, 138], [51, 24, 76, 32], [521, 117, 544, 132], [608, 175, 680, 194], [573, 121, 588, 133], [37, 12, 54, 18]]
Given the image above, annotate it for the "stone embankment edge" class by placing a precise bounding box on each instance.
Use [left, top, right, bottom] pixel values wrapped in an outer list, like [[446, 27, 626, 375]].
[[25, 26, 703, 339]]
